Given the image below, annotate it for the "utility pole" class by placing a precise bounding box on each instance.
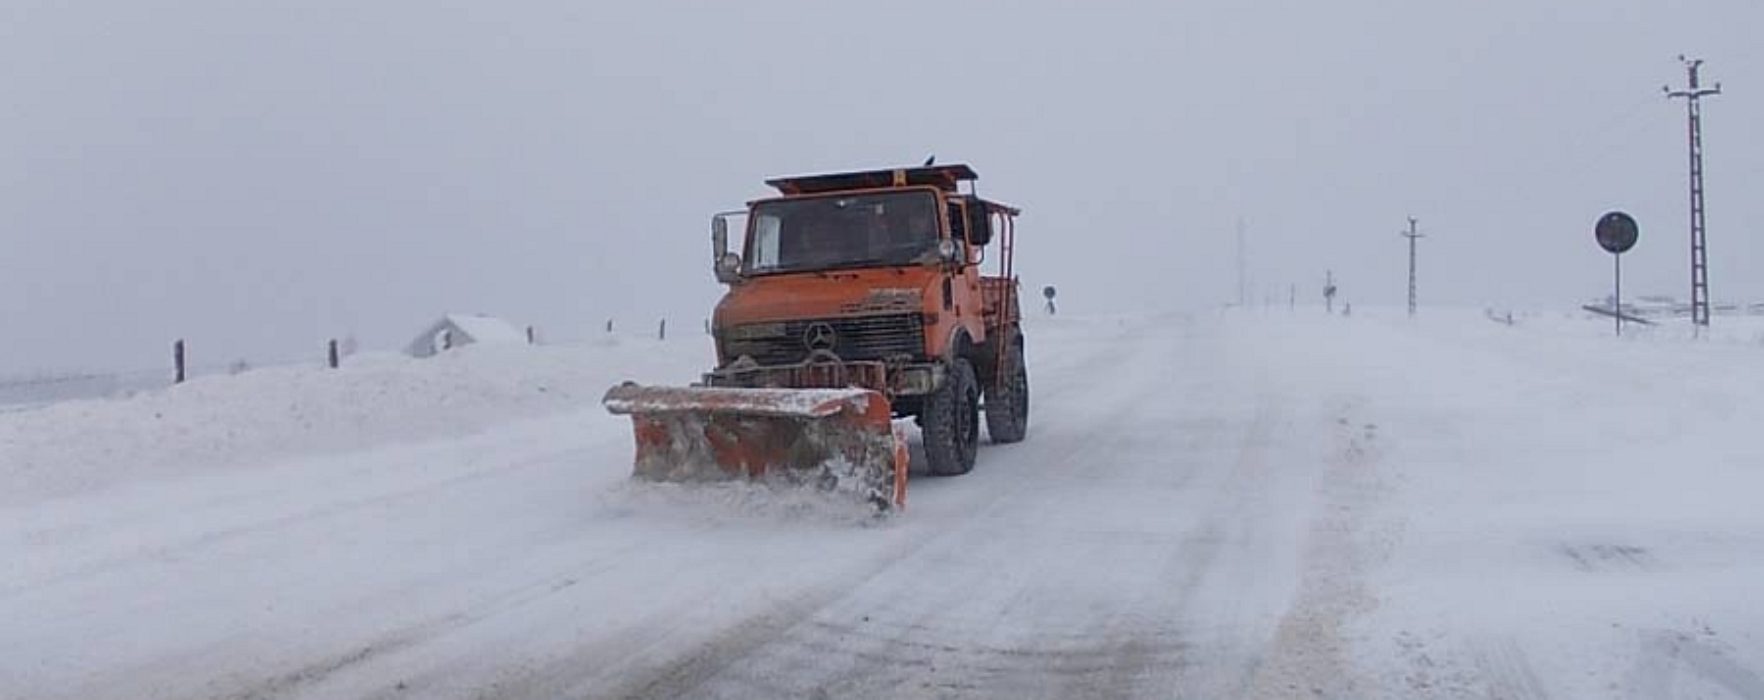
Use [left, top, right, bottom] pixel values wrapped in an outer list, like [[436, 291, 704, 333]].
[[1402, 217, 1424, 317], [1665, 56, 1721, 328], [1324, 270, 1337, 314]]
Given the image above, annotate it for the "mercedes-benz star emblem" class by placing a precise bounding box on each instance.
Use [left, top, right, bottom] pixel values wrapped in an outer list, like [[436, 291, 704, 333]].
[[803, 322, 837, 351]]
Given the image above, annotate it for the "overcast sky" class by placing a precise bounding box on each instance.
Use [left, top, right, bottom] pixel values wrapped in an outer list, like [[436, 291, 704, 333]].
[[3, 1, 1760, 373]]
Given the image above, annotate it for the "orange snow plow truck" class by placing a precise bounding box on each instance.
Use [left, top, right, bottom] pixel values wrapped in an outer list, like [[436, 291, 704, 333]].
[[603, 164, 1028, 512]]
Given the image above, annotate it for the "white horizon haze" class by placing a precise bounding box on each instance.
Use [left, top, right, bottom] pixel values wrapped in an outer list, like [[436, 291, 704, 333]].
[[3, 1, 1760, 373]]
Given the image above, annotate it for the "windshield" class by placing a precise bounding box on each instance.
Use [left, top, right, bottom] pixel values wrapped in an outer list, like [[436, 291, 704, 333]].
[[745, 191, 940, 274]]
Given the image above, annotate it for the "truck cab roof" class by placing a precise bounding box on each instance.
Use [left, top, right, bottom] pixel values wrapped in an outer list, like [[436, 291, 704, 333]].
[[762, 164, 1019, 215], [765, 164, 979, 195]]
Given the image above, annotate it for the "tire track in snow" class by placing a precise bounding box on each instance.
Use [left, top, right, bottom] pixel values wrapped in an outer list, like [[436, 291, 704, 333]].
[[1241, 397, 1386, 699], [2, 442, 584, 603], [13, 425, 629, 700], [1627, 629, 1764, 700], [214, 575, 585, 700], [1471, 637, 1549, 700]]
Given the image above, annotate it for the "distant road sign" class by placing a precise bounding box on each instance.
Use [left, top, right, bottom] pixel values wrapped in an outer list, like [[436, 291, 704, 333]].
[[1596, 211, 1639, 254], [1042, 285, 1057, 300], [1595, 211, 1640, 337]]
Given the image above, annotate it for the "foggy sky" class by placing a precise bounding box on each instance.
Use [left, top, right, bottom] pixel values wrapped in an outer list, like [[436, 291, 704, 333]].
[[3, 1, 1760, 373]]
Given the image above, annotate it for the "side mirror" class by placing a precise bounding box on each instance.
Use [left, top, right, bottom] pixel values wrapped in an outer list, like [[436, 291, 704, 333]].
[[711, 216, 729, 262], [967, 205, 993, 247], [710, 211, 749, 283]]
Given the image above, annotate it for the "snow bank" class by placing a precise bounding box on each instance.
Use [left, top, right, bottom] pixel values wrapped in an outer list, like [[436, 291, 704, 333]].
[[0, 337, 709, 506], [1231, 305, 1764, 697]]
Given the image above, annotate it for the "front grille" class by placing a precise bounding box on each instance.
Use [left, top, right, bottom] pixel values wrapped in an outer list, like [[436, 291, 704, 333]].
[[723, 314, 924, 365]]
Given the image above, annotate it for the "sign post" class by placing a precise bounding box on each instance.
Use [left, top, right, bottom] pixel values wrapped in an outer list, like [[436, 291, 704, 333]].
[[1595, 211, 1640, 336]]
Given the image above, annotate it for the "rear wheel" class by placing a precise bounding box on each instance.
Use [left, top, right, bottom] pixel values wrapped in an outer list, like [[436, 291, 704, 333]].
[[985, 343, 1029, 444], [922, 359, 979, 476]]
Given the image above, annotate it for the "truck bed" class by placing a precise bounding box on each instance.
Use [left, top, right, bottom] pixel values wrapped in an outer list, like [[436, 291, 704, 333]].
[[981, 276, 1021, 328]]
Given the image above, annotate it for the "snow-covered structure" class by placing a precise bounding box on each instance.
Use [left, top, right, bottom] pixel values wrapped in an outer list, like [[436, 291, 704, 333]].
[[406, 314, 526, 357]]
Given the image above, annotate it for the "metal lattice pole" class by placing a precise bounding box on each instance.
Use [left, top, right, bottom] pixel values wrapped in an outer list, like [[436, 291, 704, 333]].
[[1666, 56, 1721, 328], [1402, 217, 1424, 317]]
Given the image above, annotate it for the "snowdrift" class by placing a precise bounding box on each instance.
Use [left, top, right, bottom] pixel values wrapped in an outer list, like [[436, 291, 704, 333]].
[[0, 337, 709, 506]]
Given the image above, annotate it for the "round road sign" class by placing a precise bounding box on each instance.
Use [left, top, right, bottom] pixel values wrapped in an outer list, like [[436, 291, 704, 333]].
[[1596, 211, 1639, 254], [1043, 285, 1057, 300]]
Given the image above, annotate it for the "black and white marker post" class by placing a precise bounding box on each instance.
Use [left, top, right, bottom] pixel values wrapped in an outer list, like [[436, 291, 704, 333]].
[[1595, 211, 1640, 336]]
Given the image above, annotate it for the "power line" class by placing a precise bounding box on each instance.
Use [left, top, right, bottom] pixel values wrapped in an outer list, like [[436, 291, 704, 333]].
[[1665, 55, 1721, 328]]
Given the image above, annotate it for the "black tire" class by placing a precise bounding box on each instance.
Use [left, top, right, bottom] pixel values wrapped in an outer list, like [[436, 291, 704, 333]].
[[985, 342, 1029, 444], [922, 359, 980, 476]]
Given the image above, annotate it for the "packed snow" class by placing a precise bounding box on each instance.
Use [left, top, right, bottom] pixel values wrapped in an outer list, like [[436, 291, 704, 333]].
[[3, 309, 1763, 698]]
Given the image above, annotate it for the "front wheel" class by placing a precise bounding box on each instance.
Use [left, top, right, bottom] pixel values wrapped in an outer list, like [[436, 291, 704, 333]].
[[922, 359, 980, 476]]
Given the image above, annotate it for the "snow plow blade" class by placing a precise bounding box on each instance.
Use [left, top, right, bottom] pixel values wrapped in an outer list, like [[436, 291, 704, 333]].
[[602, 384, 908, 511]]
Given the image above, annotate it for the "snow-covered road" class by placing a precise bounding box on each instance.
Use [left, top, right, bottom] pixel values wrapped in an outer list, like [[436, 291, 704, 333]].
[[5, 311, 1764, 699]]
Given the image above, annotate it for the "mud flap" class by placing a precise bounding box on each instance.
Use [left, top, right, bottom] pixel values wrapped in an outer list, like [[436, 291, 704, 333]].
[[603, 384, 909, 511]]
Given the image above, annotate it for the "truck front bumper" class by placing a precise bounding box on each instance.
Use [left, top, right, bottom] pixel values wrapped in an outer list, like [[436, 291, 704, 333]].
[[703, 359, 943, 397]]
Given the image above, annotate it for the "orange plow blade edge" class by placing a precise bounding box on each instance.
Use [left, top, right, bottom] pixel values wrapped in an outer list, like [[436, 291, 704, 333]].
[[602, 384, 909, 511]]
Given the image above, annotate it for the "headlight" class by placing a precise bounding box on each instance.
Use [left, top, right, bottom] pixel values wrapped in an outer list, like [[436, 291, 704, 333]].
[[728, 322, 788, 340]]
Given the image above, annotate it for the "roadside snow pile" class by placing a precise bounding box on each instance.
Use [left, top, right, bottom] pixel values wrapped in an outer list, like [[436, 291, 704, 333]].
[[1553, 308, 1764, 345], [0, 338, 708, 506], [1238, 306, 1764, 698]]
